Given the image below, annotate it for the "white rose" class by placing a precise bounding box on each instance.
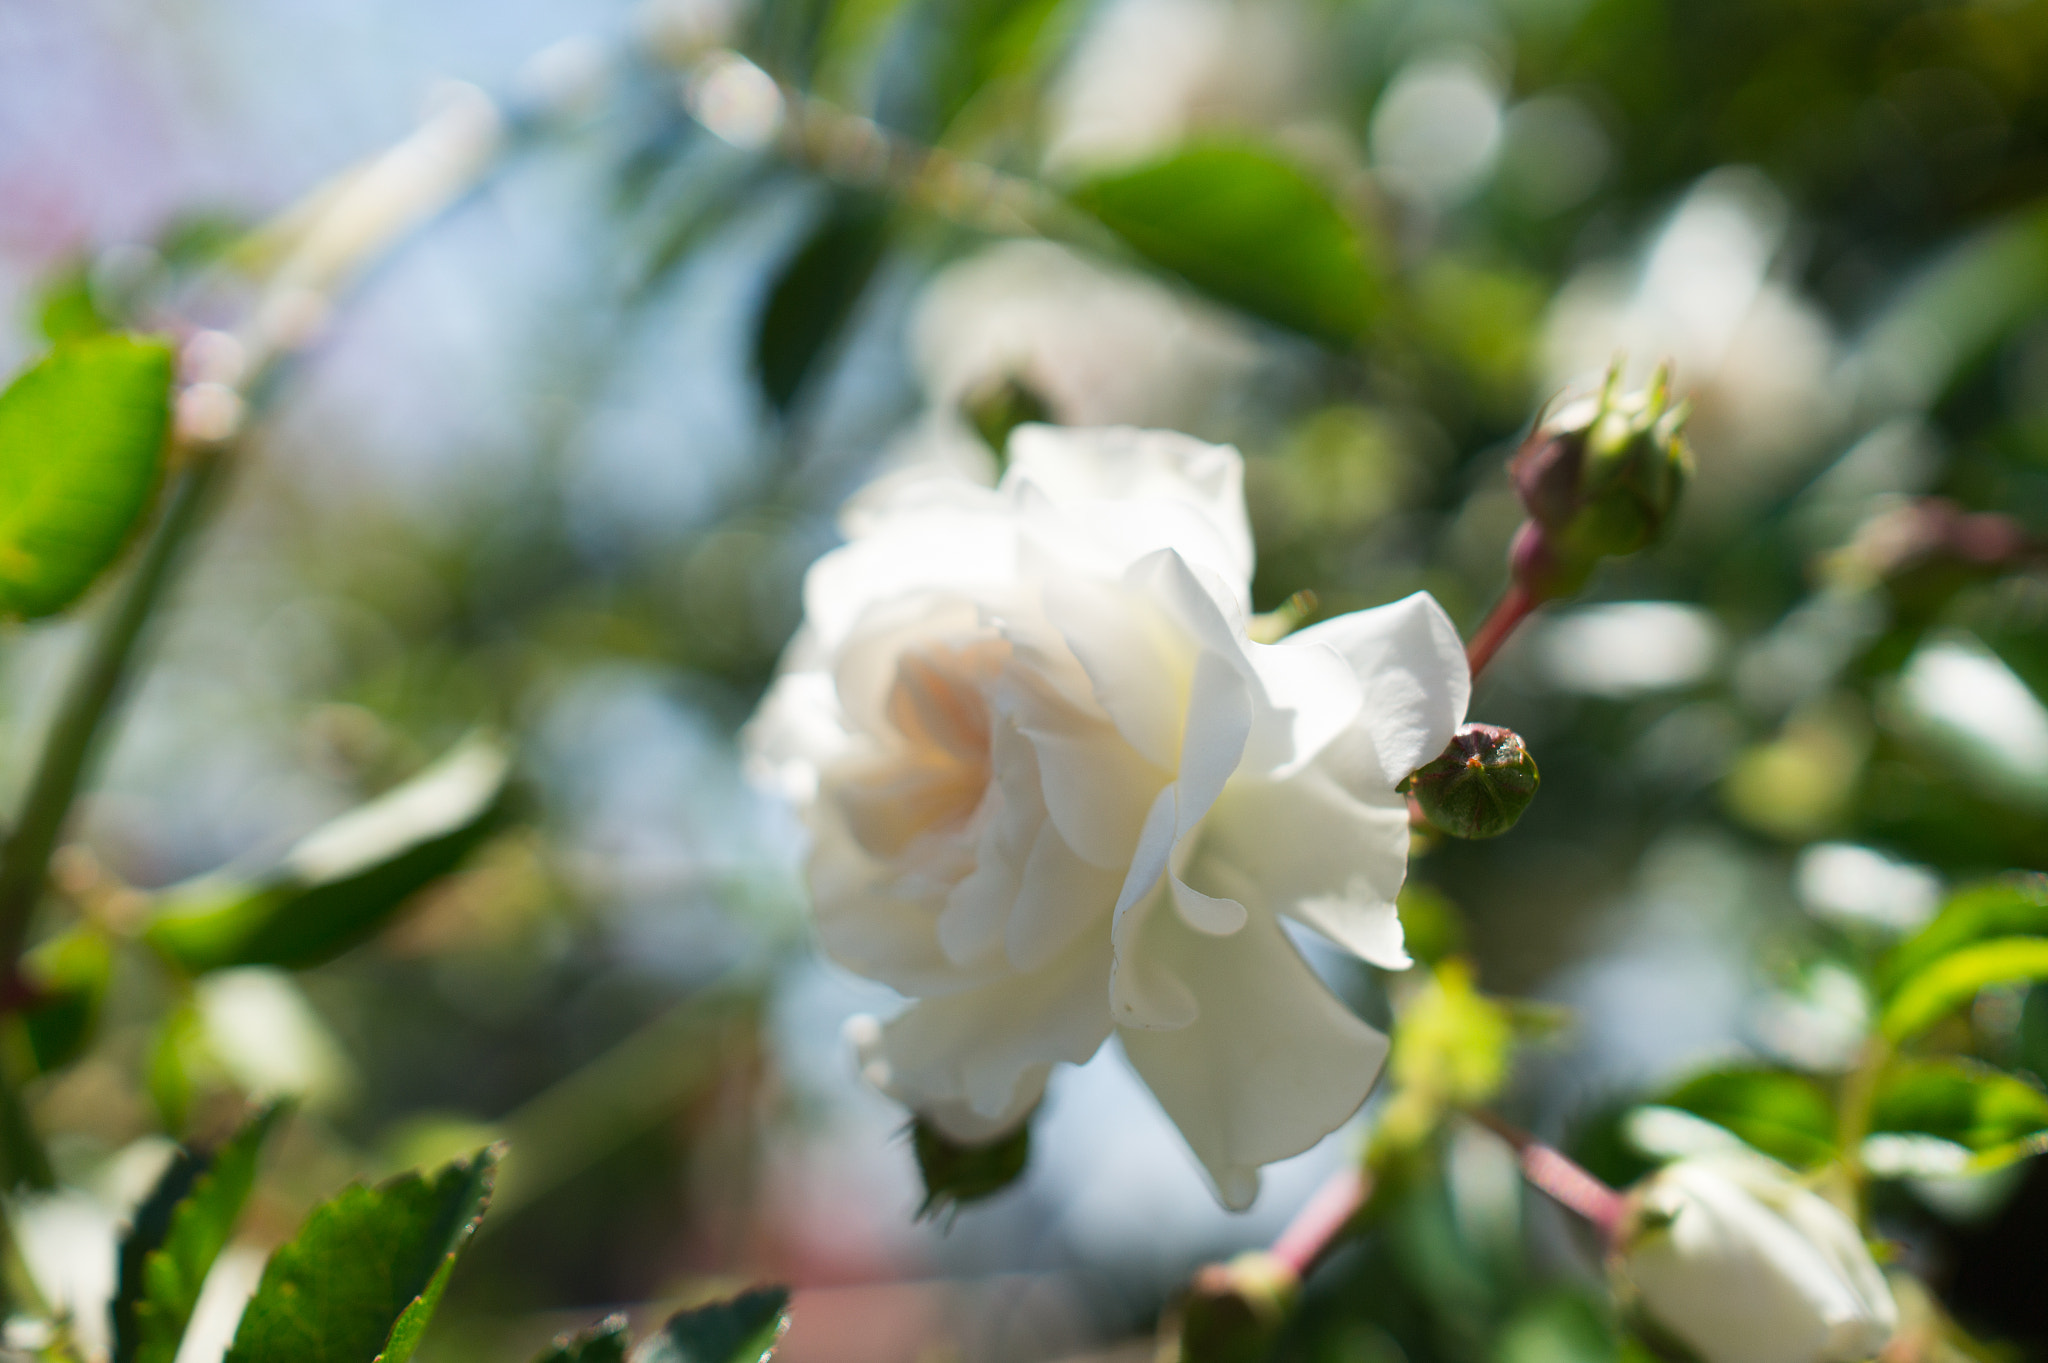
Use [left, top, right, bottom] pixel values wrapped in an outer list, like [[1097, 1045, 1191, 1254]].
[[1621, 1156, 1899, 1363], [746, 425, 1469, 1208]]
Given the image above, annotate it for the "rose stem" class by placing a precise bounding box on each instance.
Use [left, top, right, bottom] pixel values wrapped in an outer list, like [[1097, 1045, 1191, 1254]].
[[1467, 1108, 1628, 1243], [1464, 581, 1538, 680], [1270, 1166, 1369, 1275]]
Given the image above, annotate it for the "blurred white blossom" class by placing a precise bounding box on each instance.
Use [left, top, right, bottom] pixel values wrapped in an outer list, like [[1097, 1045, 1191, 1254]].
[[1369, 54, 1504, 208], [909, 239, 1257, 435], [1535, 602, 1722, 696], [1041, 0, 1322, 176], [746, 425, 1469, 1206], [1794, 842, 1942, 934], [1895, 634, 2048, 811], [1621, 1155, 1898, 1363]]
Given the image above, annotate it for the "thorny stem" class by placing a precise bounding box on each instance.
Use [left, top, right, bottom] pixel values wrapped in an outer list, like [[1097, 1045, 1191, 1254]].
[[1465, 581, 1539, 681], [1468, 1109, 1629, 1244]]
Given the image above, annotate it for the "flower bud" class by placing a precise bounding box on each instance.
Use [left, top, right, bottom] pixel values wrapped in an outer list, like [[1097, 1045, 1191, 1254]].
[[1617, 1156, 1898, 1363], [911, 1114, 1031, 1220], [1508, 366, 1692, 601], [1404, 724, 1539, 839], [1172, 1251, 1299, 1363]]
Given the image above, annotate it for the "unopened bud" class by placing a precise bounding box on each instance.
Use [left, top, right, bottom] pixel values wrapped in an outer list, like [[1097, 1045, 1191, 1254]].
[[1172, 1251, 1300, 1363], [1616, 1156, 1897, 1363], [1508, 365, 1692, 601], [912, 1114, 1031, 1220], [1405, 724, 1539, 839]]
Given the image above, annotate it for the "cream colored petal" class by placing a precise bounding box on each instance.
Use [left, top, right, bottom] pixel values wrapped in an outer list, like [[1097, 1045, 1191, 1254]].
[[855, 924, 1115, 1130], [1119, 904, 1389, 1210], [1196, 770, 1412, 968], [1288, 592, 1470, 784], [1008, 819, 1124, 972], [1005, 424, 1253, 583]]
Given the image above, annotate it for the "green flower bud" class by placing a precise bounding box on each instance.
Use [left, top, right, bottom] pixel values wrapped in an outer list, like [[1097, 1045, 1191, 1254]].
[[1172, 1251, 1300, 1363], [1405, 724, 1539, 839], [1508, 365, 1692, 602], [912, 1114, 1031, 1220]]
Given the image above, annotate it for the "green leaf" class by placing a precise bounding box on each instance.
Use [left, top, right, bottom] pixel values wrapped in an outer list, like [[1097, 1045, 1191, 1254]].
[[1869, 1057, 2048, 1172], [755, 196, 889, 413], [19, 926, 113, 1074], [1070, 143, 1380, 347], [1655, 1068, 1837, 1169], [114, 1103, 289, 1363], [224, 1145, 499, 1363], [532, 1314, 629, 1363], [145, 735, 514, 975], [637, 1289, 791, 1363], [1879, 876, 2048, 997], [1881, 937, 2048, 1041], [34, 263, 112, 343], [0, 334, 173, 619]]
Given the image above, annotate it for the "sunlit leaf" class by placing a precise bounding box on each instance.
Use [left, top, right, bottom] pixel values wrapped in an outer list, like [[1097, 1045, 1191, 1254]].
[[0, 334, 173, 619], [224, 1146, 498, 1363], [1655, 1068, 1837, 1169], [635, 1288, 791, 1363], [1879, 876, 2048, 997], [1070, 143, 1380, 347], [1868, 1057, 2048, 1173], [1881, 937, 2048, 1042], [755, 195, 888, 413], [145, 735, 515, 975], [532, 1314, 629, 1363], [115, 1104, 289, 1363]]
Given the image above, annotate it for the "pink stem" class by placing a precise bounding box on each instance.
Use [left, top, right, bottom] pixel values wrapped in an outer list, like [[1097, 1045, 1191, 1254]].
[[1469, 1110, 1628, 1244], [1464, 582, 1538, 680], [1269, 1167, 1368, 1275]]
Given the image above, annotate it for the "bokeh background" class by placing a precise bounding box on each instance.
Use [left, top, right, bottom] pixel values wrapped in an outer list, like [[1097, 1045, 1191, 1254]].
[[4, 0, 2048, 1359]]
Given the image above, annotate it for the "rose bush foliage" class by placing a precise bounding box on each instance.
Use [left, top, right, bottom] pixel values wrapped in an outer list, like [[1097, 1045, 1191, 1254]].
[[747, 424, 1468, 1206]]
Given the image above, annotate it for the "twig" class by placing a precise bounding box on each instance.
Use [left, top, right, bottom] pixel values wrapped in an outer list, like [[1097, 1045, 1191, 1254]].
[[1269, 1166, 1368, 1275]]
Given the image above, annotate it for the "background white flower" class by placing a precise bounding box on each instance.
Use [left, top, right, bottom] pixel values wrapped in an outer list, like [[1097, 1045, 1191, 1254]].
[[1620, 1155, 1899, 1363], [747, 425, 1469, 1207]]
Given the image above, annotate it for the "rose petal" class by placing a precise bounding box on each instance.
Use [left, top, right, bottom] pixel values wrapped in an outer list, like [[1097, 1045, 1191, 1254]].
[[1288, 592, 1470, 785], [1119, 905, 1390, 1210], [858, 926, 1115, 1130], [1194, 769, 1412, 968]]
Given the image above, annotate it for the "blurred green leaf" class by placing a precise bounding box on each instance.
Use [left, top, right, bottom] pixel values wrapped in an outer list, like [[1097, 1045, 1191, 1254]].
[[1869, 1058, 2048, 1172], [0, 334, 173, 619], [1881, 937, 2048, 1042], [115, 1103, 289, 1363], [19, 926, 113, 1074], [755, 196, 889, 413], [1070, 143, 1379, 347], [34, 264, 111, 343], [531, 1313, 628, 1363], [913, 1114, 1030, 1219], [224, 1145, 498, 1363], [1879, 876, 2048, 997], [1655, 1068, 1836, 1169], [637, 1288, 792, 1363], [145, 735, 514, 975]]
